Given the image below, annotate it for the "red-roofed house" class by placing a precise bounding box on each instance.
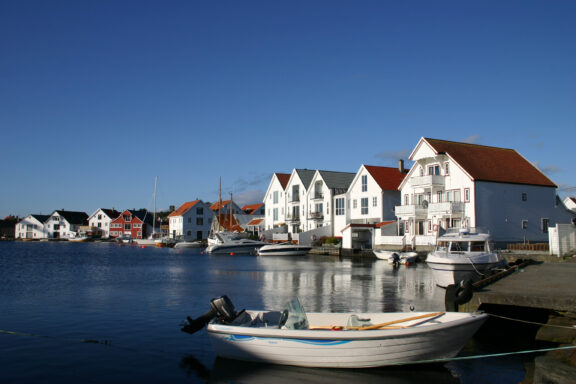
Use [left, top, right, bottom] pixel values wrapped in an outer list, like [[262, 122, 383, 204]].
[[168, 200, 213, 240], [339, 164, 407, 249], [242, 203, 265, 215], [395, 137, 575, 244], [263, 172, 292, 230]]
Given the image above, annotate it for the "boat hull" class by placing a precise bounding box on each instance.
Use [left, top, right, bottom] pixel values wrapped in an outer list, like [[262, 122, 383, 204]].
[[426, 260, 505, 287], [206, 312, 486, 368], [257, 245, 312, 256], [206, 244, 264, 255]]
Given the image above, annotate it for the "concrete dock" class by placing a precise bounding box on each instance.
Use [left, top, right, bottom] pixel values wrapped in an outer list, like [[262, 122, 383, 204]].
[[462, 262, 576, 313]]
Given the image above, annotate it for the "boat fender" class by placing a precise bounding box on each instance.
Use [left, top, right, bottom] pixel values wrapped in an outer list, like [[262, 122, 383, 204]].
[[445, 280, 474, 307]]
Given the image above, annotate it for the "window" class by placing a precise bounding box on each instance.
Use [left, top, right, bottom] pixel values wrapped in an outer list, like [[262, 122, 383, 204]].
[[196, 207, 203, 215], [522, 193, 527, 202], [361, 175, 368, 192], [273, 208, 278, 221], [437, 191, 443, 203], [273, 191, 279, 204], [445, 162, 450, 175], [428, 165, 440, 175], [124, 224, 131, 230], [446, 191, 453, 202], [353, 199, 358, 209], [335, 198, 345, 215], [361, 198, 368, 215], [404, 195, 409, 205], [197, 218, 203, 225], [542, 219, 550, 233], [464, 188, 470, 202], [522, 220, 528, 230], [123, 215, 131, 222], [292, 185, 300, 202], [454, 190, 461, 202], [373, 196, 377, 207], [188, 218, 192, 223]]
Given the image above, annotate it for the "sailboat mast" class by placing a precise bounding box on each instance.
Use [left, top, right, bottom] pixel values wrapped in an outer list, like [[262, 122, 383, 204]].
[[230, 192, 233, 231], [153, 176, 157, 234], [218, 177, 222, 231]]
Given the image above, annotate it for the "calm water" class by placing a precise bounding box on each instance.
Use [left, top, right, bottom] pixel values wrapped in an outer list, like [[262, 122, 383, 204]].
[[0, 241, 533, 383]]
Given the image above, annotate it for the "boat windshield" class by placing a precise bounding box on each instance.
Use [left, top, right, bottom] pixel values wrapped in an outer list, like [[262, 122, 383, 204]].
[[281, 298, 309, 330]]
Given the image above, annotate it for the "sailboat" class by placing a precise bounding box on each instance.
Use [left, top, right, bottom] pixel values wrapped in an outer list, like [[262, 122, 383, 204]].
[[134, 177, 162, 246], [205, 180, 265, 254]]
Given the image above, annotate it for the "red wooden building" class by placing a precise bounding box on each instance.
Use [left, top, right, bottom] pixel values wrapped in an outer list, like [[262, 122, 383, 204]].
[[109, 210, 152, 240]]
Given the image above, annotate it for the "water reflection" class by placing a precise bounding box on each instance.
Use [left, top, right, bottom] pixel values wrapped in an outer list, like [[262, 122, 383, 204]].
[[256, 256, 444, 314], [179, 356, 460, 384]]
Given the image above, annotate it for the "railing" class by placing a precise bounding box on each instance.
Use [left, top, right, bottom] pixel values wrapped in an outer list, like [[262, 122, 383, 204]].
[[408, 175, 445, 187], [309, 212, 324, 220], [311, 194, 324, 200], [394, 204, 427, 217], [286, 214, 300, 222], [428, 202, 465, 215], [289, 197, 300, 203], [395, 201, 465, 216]]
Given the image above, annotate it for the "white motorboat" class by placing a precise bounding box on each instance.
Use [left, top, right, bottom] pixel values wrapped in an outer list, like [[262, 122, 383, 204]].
[[257, 242, 312, 256], [426, 228, 507, 287], [373, 250, 418, 265], [182, 296, 487, 368], [206, 232, 265, 255], [174, 240, 204, 249]]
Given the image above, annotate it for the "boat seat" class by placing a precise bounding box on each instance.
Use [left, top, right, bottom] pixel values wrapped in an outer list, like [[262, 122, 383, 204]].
[[347, 315, 372, 328]]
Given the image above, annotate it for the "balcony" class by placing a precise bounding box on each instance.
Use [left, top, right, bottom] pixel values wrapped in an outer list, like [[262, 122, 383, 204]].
[[394, 204, 427, 218], [286, 214, 300, 222], [289, 196, 300, 203], [309, 212, 324, 220], [428, 202, 465, 215], [311, 193, 324, 200], [395, 201, 465, 218], [408, 175, 445, 188]]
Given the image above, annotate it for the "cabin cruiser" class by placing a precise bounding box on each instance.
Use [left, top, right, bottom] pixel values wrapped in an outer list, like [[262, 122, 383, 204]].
[[426, 228, 506, 287], [257, 242, 312, 256], [205, 232, 265, 255]]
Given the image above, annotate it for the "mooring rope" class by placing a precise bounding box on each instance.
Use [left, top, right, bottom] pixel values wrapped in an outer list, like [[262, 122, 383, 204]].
[[488, 313, 576, 330], [388, 345, 576, 366], [0, 329, 112, 345]]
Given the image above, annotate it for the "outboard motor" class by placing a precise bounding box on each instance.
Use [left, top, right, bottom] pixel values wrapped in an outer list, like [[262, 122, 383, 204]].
[[391, 252, 400, 267], [181, 295, 243, 335]]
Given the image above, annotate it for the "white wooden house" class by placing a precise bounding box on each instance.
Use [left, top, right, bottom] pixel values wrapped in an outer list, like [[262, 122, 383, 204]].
[[87, 208, 120, 239], [45, 210, 88, 239], [395, 138, 575, 244], [304, 170, 355, 236], [15, 214, 50, 240], [168, 200, 214, 241], [340, 164, 406, 249], [263, 173, 290, 231]]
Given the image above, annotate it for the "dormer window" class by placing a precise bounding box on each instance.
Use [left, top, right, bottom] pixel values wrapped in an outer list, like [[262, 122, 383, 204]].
[[361, 175, 368, 192]]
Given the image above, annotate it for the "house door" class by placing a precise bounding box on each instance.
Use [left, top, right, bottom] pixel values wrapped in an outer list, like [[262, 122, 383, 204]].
[[196, 231, 202, 240], [417, 221, 425, 235]]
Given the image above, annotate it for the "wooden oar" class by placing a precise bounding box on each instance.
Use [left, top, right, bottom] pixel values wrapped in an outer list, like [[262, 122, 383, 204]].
[[358, 312, 445, 330], [309, 312, 445, 331]]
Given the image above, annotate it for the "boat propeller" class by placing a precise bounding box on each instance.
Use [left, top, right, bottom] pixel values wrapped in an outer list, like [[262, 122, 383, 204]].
[[181, 295, 244, 335]]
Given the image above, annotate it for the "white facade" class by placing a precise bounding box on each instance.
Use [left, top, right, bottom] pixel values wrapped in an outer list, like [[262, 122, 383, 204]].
[[263, 173, 290, 230], [88, 209, 119, 239], [15, 215, 49, 239], [45, 211, 87, 239], [395, 138, 575, 244], [169, 200, 214, 240], [564, 197, 576, 212]]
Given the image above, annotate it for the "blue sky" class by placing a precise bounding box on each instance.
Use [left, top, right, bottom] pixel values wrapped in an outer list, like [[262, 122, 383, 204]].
[[1, 0, 574, 218]]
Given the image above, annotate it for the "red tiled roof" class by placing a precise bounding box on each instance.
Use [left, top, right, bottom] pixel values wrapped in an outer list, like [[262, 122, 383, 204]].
[[247, 218, 264, 226], [375, 221, 396, 228], [210, 200, 231, 211], [168, 201, 199, 217], [276, 173, 291, 189], [424, 138, 557, 187], [242, 203, 263, 215], [364, 165, 407, 190]]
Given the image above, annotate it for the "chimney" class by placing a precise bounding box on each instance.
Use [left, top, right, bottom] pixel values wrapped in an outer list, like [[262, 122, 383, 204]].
[[398, 159, 405, 173]]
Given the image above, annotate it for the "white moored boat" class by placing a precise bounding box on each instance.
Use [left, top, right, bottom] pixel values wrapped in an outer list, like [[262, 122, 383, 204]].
[[206, 232, 265, 255], [257, 243, 312, 256], [182, 296, 487, 368], [174, 240, 203, 249], [426, 228, 507, 287], [373, 250, 418, 265]]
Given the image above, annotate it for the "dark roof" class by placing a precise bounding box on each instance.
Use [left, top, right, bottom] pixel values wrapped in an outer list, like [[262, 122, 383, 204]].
[[317, 170, 356, 194], [54, 210, 88, 225], [31, 214, 51, 223], [294, 169, 316, 189], [101, 209, 121, 219], [423, 138, 557, 187]]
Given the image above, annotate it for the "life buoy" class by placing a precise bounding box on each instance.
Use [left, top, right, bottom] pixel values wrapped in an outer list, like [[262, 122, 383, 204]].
[[433, 224, 439, 232]]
